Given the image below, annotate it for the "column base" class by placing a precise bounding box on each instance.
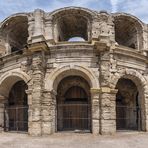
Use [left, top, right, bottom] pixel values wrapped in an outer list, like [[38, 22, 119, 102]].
[[92, 119, 100, 135], [100, 120, 116, 135], [42, 121, 54, 135], [28, 121, 42, 136]]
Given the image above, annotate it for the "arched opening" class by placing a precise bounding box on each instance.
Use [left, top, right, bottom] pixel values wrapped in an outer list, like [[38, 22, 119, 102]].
[[53, 9, 92, 42], [114, 16, 143, 50], [68, 37, 85, 42], [4, 80, 28, 132], [1, 15, 28, 53], [116, 78, 143, 131], [57, 76, 91, 131]]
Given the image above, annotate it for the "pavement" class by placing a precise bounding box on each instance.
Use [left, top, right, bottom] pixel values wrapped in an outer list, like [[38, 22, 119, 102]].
[[0, 131, 148, 148]]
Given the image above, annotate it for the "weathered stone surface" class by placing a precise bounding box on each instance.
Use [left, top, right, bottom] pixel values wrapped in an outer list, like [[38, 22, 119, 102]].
[[0, 7, 147, 136], [28, 122, 42, 136], [101, 120, 116, 135], [42, 122, 53, 135]]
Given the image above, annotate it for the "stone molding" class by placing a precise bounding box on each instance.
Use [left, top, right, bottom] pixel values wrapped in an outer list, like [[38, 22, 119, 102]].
[[0, 69, 31, 85], [45, 65, 99, 91], [110, 68, 148, 89], [91, 87, 118, 94]]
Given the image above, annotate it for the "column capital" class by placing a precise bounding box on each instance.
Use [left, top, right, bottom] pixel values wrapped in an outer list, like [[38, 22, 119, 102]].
[[25, 89, 33, 95], [0, 95, 7, 105], [91, 87, 118, 94], [51, 89, 57, 96], [110, 88, 118, 94], [43, 89, 51, 93], [100, 87, 118, 94], [43, 89, 57, 96], [0, 94, 7, 101], [0, 95, 5, 100], [90, 88, 101, 94]]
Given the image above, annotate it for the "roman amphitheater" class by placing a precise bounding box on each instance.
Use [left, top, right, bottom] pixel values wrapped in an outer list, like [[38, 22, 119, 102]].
[[0, 6, 147, 136]]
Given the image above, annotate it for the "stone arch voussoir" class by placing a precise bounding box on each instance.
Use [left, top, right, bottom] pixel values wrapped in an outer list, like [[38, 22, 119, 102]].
[[45, 65, 99, 92], [111, 69, 147, 90], [113, 69, 148, 131], [0, 69, 31, 97]]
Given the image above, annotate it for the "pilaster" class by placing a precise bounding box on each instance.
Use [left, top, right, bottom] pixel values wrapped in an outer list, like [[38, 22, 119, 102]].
[[100, 87, 118, 134], [32, 9, 45, 43], [90, 88, 100, 135], [0, 95, 7, 132], [28, 52, 45, 136], [41, 89, 56, 135]]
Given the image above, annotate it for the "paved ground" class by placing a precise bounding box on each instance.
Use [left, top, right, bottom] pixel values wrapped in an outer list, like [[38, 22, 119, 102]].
[[0, 132, 148, 148]]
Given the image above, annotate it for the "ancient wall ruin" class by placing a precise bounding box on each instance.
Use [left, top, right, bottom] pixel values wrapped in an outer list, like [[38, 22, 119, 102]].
[[0, 7, 147, 136]]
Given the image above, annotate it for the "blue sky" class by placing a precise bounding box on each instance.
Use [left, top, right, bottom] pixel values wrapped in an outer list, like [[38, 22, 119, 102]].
[[0, 0, 148, 23]]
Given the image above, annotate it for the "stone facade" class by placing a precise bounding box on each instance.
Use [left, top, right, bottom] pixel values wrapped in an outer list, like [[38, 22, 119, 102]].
[[0, 7, 147, 136]]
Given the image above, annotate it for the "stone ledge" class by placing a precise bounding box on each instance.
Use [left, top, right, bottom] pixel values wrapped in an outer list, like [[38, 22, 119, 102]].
[[28, 41, 49, 52], [91, 87, 118, 94]]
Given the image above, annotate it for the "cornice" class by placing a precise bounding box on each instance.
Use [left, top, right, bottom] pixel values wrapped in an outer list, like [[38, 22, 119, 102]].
[[27, 41, 49, 52], [113, 45, 148, 64]]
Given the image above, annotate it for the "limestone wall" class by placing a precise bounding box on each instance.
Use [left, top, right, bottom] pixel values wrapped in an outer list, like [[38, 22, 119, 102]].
[[0, 7, 147, 136]]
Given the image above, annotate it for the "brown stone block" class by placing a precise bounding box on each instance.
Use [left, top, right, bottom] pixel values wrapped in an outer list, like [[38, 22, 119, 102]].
[[28, 121, 42, 136], [92, 119, 100, 135], [42, 122, 54, 135], [100, 119, 116, 135]]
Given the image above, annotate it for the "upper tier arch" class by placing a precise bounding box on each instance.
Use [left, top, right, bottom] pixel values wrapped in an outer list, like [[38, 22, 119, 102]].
[[113, 13, 144, 50], [49, 6, 97, 20], [0, 13, 29, 53], [48, 7, 98, 42], [0, 13, 29, 29]]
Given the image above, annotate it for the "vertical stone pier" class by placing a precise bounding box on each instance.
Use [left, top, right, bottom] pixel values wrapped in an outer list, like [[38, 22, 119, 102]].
[[91, 88, 100, 134], [42, 89, 56, 135], [32, 9, 45, 43], [29, 52, 45, 136], [100, 87, 117, 134], [0, 96, 6, 132]]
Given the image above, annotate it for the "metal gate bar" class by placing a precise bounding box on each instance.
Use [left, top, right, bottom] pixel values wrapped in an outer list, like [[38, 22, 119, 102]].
[[4, 106, 28, 132], [57, 103, 91, 131], [116, 105, 143, 131]]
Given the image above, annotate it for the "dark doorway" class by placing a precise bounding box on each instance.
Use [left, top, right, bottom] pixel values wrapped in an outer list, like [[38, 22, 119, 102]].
[[57, 76, 91, 132], [4, 80, 28, 132], [116, 78, 141, 131]]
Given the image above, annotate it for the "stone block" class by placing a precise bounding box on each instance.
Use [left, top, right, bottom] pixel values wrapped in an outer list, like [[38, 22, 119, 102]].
[[100, 120, 116, 135], [42, 122, 54, 135], [92, 105, 100, 119], [28, 122, 42, 136], [92, 119, 100, 135]]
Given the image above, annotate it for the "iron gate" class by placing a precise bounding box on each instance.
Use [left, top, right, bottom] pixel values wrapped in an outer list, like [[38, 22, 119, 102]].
[[4, 105, 28, 132], [57, 103, 91, 131], [116, 105, 143, 130]]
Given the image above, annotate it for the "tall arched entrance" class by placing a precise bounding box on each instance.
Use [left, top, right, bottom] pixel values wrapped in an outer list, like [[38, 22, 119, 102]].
[[116, 78, 143, 131], [4, 80, 28, 132], [57, 76, 91, 132]]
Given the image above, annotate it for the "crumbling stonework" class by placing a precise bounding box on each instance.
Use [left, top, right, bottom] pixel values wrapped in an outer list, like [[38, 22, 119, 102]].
[[0, 7, 147, 136]]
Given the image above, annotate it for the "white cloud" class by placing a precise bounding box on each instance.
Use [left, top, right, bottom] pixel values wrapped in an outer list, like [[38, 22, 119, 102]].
[[0, 0, 99, 21], [119, 0, 148, 23], [43, 0, 98, 12], [70, 0, 98, 7], [0, 0, 36, 20], [0, 0, 148, 23], [110, 0, 118, 12]]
